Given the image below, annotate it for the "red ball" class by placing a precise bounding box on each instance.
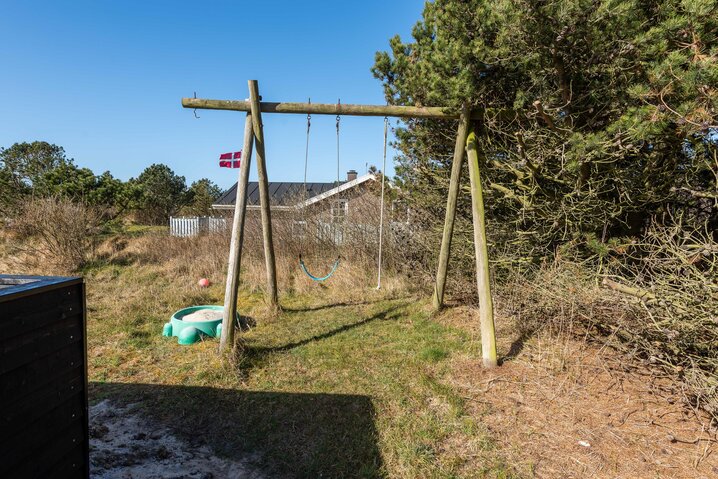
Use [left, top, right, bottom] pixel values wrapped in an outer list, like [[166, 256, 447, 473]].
[[197, 278, 210, 288]]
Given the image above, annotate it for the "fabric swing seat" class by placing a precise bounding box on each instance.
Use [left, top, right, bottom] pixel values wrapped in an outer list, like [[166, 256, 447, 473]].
[[299, 255, 341, 282]]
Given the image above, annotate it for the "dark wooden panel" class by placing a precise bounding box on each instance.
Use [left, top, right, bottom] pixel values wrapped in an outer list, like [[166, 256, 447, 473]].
[[2, 366, 84, 430], [1, 342, 83, 402], [0, 314, 83, 374], [0, 276, 87, 479], [3, 420, 86, 479], [0, 391, 85, 471], [0, 286, 80, 339], [45, 444, 86, 479]]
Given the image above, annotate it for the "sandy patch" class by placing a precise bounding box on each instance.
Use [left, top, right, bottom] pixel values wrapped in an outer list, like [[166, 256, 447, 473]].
[[90, 400, 262, 478], [182, 310, 222, 322]]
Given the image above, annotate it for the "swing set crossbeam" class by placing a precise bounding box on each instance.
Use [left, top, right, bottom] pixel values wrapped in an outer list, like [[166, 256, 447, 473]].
[[182, 97, 505, 120]]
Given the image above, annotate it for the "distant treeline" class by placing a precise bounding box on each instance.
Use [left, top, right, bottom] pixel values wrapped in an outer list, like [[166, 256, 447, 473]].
[[0, 141, 223, 224]]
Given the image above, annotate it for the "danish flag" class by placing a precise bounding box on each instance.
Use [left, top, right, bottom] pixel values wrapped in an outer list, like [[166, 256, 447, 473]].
[[219, 151, 241, 168]]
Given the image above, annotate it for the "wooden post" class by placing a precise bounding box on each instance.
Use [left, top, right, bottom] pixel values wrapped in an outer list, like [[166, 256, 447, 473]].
[[432, 104, 471, 310], [220, 113, 254, 351], [248, 80, 279, 308], [466, 127, 497, 367]]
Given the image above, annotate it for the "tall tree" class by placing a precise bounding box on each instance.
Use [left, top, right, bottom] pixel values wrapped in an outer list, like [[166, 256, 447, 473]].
[[131, 164, 188, 225], [182, 178, 223, 216], [34, 162, 130, 213], [0, 168, 17, 216], [373, 0, 718, 266], [0, 142, 70, 208]]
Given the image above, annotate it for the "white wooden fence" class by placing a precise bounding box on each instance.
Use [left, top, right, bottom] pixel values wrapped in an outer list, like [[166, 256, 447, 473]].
[[169, 216, 227, 237]]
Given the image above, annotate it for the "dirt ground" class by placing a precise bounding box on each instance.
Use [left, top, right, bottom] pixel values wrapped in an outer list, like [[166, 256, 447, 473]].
[[89, 400, 262, 479], [449, 332, 718, 478]]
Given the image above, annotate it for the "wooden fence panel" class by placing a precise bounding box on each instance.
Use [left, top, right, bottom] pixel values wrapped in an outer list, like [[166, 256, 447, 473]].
[[169, 217, 227, 237]]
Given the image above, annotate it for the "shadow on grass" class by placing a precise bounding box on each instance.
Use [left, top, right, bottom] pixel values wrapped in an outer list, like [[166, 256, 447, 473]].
[[500, 330, 534, 365], [236, 305, 404, 374], [281, 295, 414, 314], [90, 382, 385, 478], [281, 300, 376, 313]]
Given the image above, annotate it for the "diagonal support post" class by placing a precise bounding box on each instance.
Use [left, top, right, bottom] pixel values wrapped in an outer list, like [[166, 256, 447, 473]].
[[248, 80, 279, 309], [432, 104, 471, 310], [466, 126, 497, 367], [220, 113, 254, 351]]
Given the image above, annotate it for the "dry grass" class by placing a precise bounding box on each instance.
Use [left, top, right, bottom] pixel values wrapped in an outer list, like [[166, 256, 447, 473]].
[[70, 230, 511, 477], [5, 196, 104, 272], [3, 223, 717, 477], [102, 226, 412, 299]]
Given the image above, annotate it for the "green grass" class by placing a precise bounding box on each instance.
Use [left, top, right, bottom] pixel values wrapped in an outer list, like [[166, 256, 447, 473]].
[[86, 260, 519, 478]]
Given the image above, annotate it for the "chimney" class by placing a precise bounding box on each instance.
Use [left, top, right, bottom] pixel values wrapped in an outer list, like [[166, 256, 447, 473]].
[[347, 170, 358, 181]]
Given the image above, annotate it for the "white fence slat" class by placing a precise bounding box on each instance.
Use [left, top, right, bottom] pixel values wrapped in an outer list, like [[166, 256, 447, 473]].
[[170, 216, 227, 237]]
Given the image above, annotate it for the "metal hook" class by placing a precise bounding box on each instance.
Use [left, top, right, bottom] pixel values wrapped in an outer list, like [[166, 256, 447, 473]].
[[307, 97, 311, 128], [193, 91, 200, 119], [336, 98, 341, 129]]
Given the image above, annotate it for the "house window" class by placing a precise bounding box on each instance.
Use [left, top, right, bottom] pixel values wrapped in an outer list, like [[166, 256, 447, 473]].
[[331, 199, 348, 223], [292, 220, 308, 238]]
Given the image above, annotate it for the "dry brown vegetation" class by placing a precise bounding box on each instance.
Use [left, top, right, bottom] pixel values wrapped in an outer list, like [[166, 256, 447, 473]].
[[5, 196, 104, 271], [2, 197, 717, 477], [436, 270, 718, 477], [449, 333, 718, 478]]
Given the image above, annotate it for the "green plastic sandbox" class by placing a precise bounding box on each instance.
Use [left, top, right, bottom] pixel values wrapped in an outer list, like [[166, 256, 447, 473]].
[[162, 305, 229, 345]]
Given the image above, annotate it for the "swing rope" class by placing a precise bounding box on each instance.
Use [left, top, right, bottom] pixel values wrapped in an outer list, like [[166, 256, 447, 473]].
[[300, 100, 311, 254], [376, 117, 389, 289], [335, 99, 341, 184], [297, 99, 342, 282]]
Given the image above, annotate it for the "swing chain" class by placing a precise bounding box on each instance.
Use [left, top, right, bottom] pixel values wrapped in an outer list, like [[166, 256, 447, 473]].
[[304, 98, 311, 198], [306, 98, 311, 132], [335, 98, 341, 131]]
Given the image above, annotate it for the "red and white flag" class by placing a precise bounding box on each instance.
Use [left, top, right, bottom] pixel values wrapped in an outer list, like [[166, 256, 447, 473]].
[[219, 151, 241, 168]]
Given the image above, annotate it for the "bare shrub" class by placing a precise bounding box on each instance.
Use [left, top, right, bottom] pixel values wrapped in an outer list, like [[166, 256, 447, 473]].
[[495, 260, 635, 345], [10, 196, 103, 272], [603, 219, 718, 420], [495, 218, 718, 423]]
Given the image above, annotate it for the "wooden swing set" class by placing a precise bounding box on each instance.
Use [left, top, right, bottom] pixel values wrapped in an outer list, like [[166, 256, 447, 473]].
[[182, 80, 500, 367]]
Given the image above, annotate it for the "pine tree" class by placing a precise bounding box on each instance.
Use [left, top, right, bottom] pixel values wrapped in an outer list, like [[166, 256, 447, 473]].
[[373, 0, 717, 266]]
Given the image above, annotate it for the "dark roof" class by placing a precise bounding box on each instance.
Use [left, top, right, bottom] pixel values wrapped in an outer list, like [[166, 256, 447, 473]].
[[215, 181, 342, 206]]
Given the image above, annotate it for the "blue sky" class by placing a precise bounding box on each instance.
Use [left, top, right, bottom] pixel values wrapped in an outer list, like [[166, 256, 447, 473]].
[[0, 0, 423, 190]]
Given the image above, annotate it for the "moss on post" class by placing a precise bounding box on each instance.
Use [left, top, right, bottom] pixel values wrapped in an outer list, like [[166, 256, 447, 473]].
[[466, 128, 497, 368]]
